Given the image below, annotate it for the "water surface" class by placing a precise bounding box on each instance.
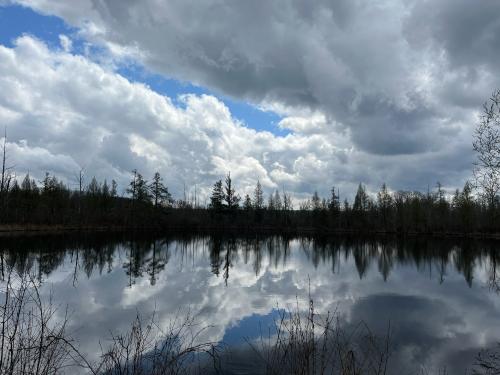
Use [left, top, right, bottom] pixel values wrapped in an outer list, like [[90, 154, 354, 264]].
[[1, 233, 500, 373]]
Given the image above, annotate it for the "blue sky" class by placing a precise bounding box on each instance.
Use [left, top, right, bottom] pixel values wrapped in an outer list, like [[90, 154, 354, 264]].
[[0, 4, 286, 136]]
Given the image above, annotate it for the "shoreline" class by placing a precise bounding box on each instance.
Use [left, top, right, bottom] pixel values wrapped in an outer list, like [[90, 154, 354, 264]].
[[1, 224, 500, 239]]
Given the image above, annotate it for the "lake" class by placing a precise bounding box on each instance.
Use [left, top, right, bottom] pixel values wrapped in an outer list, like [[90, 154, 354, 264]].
[[1, 233, 500, 374]]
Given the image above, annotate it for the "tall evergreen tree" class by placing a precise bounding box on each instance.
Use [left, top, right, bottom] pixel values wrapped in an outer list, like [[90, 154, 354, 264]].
[[328, 186, 340, 212], [87, 177, 100, 196], [377, 183, 393, 229], [149, 172, 172, 208], [311, 191, 321, 211], [224, 172, 240, 210], [353, 183, 369, 211], [110, 180, 118, 197], [243, 194, 252, 210], [273, 190, 282, 210], [253, 180, 264, 210], [210, 179, 224, 211], [127, 170, 150, 203]]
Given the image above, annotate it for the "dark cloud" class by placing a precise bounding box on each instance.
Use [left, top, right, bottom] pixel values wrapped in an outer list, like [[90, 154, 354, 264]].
[[405, 0, 500, 71]]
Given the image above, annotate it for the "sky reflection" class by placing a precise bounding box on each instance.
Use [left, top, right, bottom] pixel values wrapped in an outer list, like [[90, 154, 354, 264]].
[[1, 234, 499, 373]]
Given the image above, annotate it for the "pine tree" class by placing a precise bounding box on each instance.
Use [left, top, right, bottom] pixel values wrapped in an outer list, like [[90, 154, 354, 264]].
[[87, 177, 101, 196], [377, 183, 393, 229], [135, 173, 150, 203], [243, 194, 252, 210], [127, 170, 150, 203], [210, 179, 224, 211], [268, 193, 275, 210], [273, 190, 282, 210], [283, 190, 293, 211], [102, 179, 110, 197], [253, 180, 264, 210], [311, 191, 321, 211], [149, 172, 173, 208], [224, 172, 240, 210], [110, 180, 118, 197], [353, 183, 369, 211], [21, 173, 32, 191], [328, 186, 340, 212]]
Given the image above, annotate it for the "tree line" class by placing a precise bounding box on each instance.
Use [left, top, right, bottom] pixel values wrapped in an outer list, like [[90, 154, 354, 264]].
[[1, 90, 500, 235], [0, 166, 491, 234]]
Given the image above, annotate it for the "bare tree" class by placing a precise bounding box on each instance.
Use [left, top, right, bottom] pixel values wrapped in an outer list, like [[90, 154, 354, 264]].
[[473, 89, 500, 209], [0, 127, 13, 195]]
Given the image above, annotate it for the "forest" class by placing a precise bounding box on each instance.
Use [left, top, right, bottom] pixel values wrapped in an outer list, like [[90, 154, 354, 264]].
[[1, 90, 500, 235]]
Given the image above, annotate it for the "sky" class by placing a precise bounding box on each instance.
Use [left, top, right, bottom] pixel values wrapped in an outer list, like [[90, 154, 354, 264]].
[[0, 0, 499, 202]]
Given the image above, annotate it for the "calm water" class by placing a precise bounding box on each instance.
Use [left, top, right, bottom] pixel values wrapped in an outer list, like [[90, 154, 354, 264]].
[[2, 233, 500, 373]]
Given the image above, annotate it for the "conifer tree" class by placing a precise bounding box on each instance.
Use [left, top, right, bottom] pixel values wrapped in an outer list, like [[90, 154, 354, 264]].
[[253, 180, 264, 210], [149, 172, 173, 208], [243, 194, 252, 210], [210, 179, 224, 211], [224, 172, 240, 210]]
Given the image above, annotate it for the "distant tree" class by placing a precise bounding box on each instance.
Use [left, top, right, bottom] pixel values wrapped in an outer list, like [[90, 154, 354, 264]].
[[110, 180, 118, 197], [127, 169, 138, 202], [126, 170, 150, 203], [135, 174, 150, 203], [223, 172, 240, 210], [455, 181, 475, 231], [102, 180, 110, 197], [283, 189, 293, 211], [299, 199, 311, 211], [311, 191, 321, 211], [253, 180, 264, 210], [274, 190, 282, 210], [0, 128, 13, 214], [343, 198, 350, 211], [42, 173, 59, 194], [75, 168, 84, 197], [243, 194, 252, 210], [268, 193, 275, 210], [377, 183, 393, 230], [473, 89, 500, 209], [87, 177, 100, 196], [353, 183, 370, 211], [149, 172, 173, 208], [328, 186, 340, 212], [210, 179, 224, 211], [21, 173, 32, 191]]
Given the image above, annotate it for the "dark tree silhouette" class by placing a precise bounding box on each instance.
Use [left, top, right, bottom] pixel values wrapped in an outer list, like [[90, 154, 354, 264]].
[[149, 172, 172, 208], [243, 194, 252, 210], [223, 172, 240, 210], [210, 179, 224, 211], [127, 170, 150, 203], [253, 180, 264, 210]]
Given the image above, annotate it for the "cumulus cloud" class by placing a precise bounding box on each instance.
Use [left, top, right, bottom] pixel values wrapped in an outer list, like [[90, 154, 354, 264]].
[[0, 27, 480, 198], [9, 1, 499, 155], [0, 35, 357, 200]]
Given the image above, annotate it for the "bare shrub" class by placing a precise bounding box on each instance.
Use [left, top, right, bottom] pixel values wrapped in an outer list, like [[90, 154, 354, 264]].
[[95, 310, 221, 375], [246, 296, 391, 375], [0, 271, 85, 375]]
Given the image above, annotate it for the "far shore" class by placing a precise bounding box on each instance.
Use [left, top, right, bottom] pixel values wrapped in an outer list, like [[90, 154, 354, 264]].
[[2, 223, 500, 240]]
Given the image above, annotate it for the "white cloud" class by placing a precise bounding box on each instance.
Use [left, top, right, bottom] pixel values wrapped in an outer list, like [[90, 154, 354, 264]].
[[58, 34, 72, 52], [0, 35, 476, 202]]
